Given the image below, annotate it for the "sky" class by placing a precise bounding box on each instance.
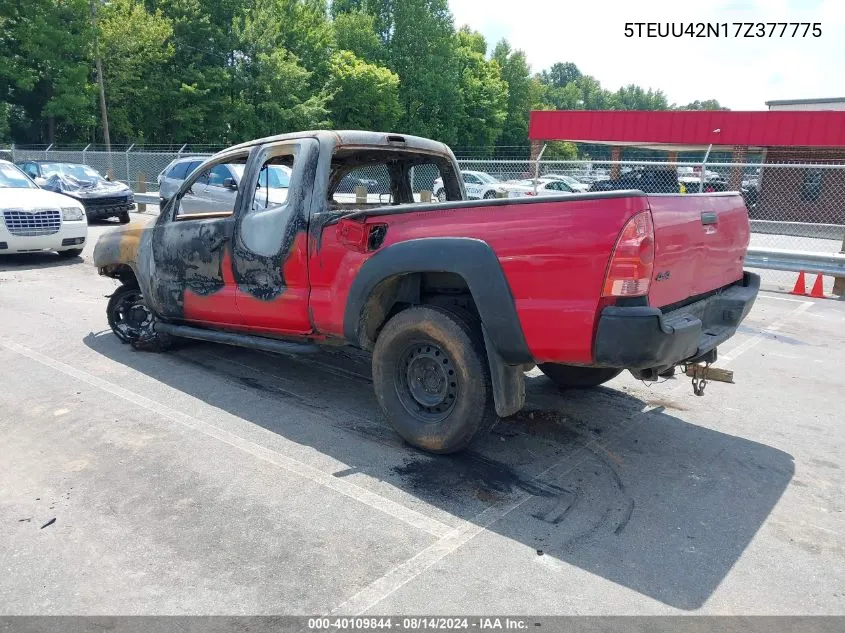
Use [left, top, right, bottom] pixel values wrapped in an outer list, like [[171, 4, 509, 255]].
[[448, 0, 845, 110]]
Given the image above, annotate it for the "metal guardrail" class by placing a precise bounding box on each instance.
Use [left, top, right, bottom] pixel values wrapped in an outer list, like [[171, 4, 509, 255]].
[[746, 247, 845, 277], [750, 220, 845, 241], [135, 193, 159, 206]]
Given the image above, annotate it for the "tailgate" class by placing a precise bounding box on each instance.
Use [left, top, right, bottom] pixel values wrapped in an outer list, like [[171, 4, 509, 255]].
[[646, 193, 749, 308]]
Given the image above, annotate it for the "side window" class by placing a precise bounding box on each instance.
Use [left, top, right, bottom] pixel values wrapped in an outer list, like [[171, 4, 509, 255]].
[[22, 163, 38, 178], [207, 165, 232, 187], [174, 154, 248, 218], [329, 153, 448, 211], [463, 174, 481, 184], [168, 161, 190, 180], [238, 146, 300, 257]]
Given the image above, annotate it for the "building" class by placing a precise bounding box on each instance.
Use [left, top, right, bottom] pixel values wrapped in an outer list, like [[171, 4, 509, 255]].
[[528, 105, 845, 223]]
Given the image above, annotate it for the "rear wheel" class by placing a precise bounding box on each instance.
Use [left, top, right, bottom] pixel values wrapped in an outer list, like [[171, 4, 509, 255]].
[[539, 364, 623, 389], [58, 248, 83, 258], [372, 305, 495, 454]]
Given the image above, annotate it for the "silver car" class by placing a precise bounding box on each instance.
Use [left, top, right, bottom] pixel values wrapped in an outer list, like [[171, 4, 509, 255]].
[[157, 157, 206, 204], [158, 159, 292, 212]]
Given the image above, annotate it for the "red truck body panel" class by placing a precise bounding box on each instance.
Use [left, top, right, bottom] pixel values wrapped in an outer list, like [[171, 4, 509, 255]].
[[310, 194, 651, 364], [310, 192, 749, 365], [646, 194, 749, 308]]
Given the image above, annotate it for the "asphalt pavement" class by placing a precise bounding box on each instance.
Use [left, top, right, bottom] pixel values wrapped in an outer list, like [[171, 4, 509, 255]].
[[1, 214, 843, 614]]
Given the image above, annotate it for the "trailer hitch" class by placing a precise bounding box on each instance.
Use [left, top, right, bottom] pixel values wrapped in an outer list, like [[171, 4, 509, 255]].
[[683, 362, 735, 396]]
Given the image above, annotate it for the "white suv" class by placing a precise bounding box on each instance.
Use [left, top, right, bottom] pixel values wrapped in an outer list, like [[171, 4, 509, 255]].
[[0, 160, 88, 257]]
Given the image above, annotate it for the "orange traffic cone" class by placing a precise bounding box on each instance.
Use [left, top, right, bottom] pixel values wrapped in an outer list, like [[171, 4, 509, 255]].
[[790, 271, 807, 296], [810, 274, 825, 299]]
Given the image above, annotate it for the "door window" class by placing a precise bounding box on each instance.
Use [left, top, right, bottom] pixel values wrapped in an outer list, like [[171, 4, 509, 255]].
[[174, 154, 248, 219], [207, 165, 233, 187]]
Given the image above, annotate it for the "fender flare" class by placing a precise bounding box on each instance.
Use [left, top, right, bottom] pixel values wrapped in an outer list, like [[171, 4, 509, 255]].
[[343, 237, 532, 366]]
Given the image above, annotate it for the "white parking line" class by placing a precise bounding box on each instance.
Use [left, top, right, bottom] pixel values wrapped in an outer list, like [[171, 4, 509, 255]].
[[719, 300, 814, 366], [0, 338, 454, 539], [757, 294, 811, 303]]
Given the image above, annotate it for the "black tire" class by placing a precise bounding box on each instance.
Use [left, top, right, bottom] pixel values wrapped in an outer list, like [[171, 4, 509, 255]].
[[483, 190, 497, 199], [107, 283, 172, 351], [58, 248, 83, 258], [372, 305, 495, 454], [118, 211, 131, 224], [539, 364, 623, 389]]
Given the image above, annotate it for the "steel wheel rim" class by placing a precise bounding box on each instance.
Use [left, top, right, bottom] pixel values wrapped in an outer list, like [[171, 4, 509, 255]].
[[112, 290, 152, 342], [394, 341, 459, 423]]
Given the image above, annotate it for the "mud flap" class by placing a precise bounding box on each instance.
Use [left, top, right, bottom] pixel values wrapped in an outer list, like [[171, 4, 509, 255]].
[[483, 325, 525, 417]]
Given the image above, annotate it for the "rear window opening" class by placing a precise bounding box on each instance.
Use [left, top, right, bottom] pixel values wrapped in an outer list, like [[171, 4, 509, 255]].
[[328, 148, 461, 213]]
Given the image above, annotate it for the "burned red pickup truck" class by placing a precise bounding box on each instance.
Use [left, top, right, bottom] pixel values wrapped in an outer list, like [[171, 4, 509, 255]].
[[94, 130, 758, 453]]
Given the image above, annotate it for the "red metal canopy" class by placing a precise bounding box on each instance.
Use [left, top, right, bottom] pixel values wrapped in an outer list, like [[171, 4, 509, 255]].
[[529, 110, 845, 148]]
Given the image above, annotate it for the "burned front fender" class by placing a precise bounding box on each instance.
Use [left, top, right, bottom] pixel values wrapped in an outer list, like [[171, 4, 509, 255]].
[[92, 216, 154, 280]]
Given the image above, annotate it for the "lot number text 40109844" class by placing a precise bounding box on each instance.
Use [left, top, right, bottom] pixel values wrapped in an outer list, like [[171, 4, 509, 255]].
[[624, 23, 822, 38]]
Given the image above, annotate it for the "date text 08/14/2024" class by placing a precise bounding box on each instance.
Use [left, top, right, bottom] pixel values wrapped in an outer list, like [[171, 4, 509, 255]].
[[624, 22, 822, 38], [307, 618, 532, 630]]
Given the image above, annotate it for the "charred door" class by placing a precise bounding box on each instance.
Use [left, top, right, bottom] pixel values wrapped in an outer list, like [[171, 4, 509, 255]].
[[148, 151, 252, 327], [231, 139, 318, 335]]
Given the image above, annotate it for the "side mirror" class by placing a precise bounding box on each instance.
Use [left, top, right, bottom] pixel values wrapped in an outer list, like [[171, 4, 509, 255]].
[[104, 174, 111, 181], [223, 178, 237, 190], [34, 177, 47, 187]]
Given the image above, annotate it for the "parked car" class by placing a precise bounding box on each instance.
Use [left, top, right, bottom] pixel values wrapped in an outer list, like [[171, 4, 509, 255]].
[[0, 160, 87, 257], [158, 158, 292, 212], [93, 130, 758, 455], [334, 172, 383, 194], [507, 178, 579, 197], [433, 170, 524, 200], [157, 156, 207, 205], [17, 160, 135, 223], [540, 173, 590, 192], [590, 168, 681, 193]]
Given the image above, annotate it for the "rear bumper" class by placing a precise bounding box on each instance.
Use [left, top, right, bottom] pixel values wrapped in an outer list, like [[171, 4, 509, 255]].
[[594, 272, 760, 370]]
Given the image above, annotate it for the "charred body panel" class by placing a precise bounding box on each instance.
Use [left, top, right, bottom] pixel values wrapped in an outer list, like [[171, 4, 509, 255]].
[[148, 215, 233, 319], [231, 140, 318, 303]]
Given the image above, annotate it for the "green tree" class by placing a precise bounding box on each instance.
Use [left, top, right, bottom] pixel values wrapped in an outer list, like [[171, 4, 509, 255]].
[[0, 0, 94, 143], [492, 39, 543, 148], [231, 1, 332, 139], [539, 62, 581, 88], [332, 10, 385, 64], [452, 28, 508, 152], [325, 50, 400, 130], [99, 0, 174, 143], [676, 99, 727, 110], [609, 84, 669, 110], [149, 0, 240, 143], [340, 0, 460, 143]]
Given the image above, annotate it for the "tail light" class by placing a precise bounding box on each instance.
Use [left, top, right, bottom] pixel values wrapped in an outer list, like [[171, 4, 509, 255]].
[[602, 210, 655, 297]]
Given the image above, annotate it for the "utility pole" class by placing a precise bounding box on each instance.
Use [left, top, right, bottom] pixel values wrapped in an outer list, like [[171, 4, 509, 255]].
[[90, 0, 110, 152]]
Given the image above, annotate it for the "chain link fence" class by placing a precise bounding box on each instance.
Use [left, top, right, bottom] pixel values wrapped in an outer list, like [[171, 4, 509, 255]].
[[3, 145, 843, 290]]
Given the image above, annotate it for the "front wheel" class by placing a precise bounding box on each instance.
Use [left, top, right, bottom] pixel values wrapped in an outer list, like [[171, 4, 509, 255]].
[[107, 283, 172, 351], [539, 364, 623, 389], [483, 190, 497, 199], [118, 211, 131, 224], [372, 305, 495, 454]]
